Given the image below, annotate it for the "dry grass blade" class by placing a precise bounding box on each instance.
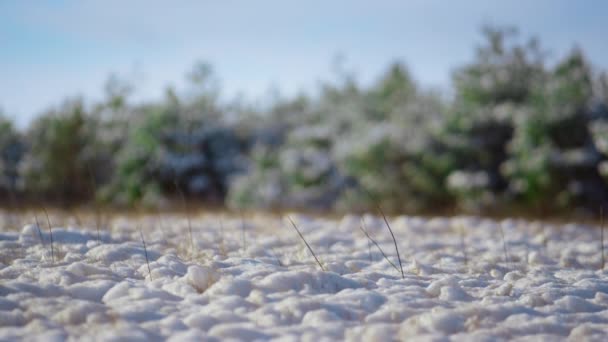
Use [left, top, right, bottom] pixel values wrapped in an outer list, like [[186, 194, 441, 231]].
[[376, 205, 405, 279], [287, 216, 325, 271], [270, 247, 284, 267], [459, 224, 468, 268], [359, 219, 400, 273], [218, 217, 227, 256], [361, 188, 404, 278], [367, 234, 372, 262], [174, 180, 194, 255], [499, 224, 510, 268], [601, 206, 605, 270], [34, 214, 45, 247], [87, 163, 102, 243], [240, 210, 247, 254], [139, 226, 153, 281], [42, 208, 54, 264]]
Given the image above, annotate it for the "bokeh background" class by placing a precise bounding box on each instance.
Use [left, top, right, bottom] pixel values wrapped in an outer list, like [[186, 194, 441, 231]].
[[1, 1, 608, 218]]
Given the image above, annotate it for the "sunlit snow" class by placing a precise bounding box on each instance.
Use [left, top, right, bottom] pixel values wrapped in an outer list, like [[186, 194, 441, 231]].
[[1, 213, 608, 340]]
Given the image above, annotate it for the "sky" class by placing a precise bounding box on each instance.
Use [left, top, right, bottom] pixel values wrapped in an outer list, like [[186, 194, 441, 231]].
[[1, 1, 607, 127]]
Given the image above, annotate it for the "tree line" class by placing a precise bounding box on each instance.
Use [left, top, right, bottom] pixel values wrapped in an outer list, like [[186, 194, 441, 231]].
[[1, 26, 608, 217]]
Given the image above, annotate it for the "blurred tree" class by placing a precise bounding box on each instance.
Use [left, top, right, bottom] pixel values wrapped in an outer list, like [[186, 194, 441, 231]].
[[159, 122, 245, 203], [0, 113, 24, 204], [441, 26, 544, 212], [5, 29, 608, 217], [102, 62, 246, 207], [335, 63, 449, 212], [19, 99, 107, 204], [504, 49, 608, 212], [99, 101, 178, 207], [102, 73, 134, 113], [454, 26, 546, 106], [227, 94, 339, 210]]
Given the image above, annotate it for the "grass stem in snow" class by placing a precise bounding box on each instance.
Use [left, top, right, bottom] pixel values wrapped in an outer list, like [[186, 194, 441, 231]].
[[217, 217, 228, 257], [367, 234, 373, 262], [376, 205, 405, 279], [174, 180, 194, 255], [87, 163, 102, 244], [240, 210, 247, 254], [287, 216, 325, 271], [460, 224, 468, 268], [42, 208, 54, 264], [270, 247, 284, 267], [359, 219, 400, 274], [601, 206, 605, 270], [139, 227, 153, 281], [525, 242, 530, 269], [361, 188, 405, 278], [34, 214, 45, 248], [499, 224, 510, 268]]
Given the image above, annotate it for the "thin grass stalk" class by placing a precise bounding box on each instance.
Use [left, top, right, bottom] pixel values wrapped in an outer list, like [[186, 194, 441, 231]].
[[376, 205, 404, 279], [359, 219, 400, 273], [459, 224, 468, 268], [270, 247, 283, 267], [174, 180, 194, 255], [240, 210, 247, 254], [499, 224, 510, 268], [139, 226, 152, 281], [287, 216, 325, 271], [525, 242, 530, 268], [34, 214, 45, 247], [42, 208, 54, 264], [601, 206, 605, 270], [87, 163, 101, 243], [367, 235, 373, 262], [361, 188, 405, 278]]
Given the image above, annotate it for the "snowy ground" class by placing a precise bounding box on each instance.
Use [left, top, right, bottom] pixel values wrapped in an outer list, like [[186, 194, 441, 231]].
[[1, 212, 608, 341]]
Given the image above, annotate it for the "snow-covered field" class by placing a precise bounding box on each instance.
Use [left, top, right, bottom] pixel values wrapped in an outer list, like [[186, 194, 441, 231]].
[[1, 212, 608, 341]]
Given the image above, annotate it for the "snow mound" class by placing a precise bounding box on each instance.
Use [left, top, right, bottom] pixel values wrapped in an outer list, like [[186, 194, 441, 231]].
[[2, 213, 608, 340]]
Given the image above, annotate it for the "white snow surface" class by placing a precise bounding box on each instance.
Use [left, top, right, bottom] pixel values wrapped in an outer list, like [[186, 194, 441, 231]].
[[1, 213, 608, 341]]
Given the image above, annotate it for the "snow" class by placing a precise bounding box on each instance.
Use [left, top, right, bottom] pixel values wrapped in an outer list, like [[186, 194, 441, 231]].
[[1, 213, 608, 340], [185, 265, 218, 293]]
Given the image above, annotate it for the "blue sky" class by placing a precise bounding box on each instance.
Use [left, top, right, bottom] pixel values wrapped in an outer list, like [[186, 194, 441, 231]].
[[1, 1, 607, 127]]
